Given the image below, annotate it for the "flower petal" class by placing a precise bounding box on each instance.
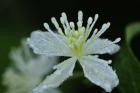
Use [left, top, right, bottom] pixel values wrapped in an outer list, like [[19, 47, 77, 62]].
[[9, 47, 27, 72], [79, 55, 119, 92], [27, 56, 58, 77], [84, 38, 120, 55], [2, 68, 41, 93], [33, 57, 77, 93], [27, 30, 71, 56]]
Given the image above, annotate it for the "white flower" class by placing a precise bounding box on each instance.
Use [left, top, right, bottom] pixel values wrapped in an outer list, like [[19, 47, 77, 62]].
[[2, 40, 61, 93], [27, 11, 121, 93]]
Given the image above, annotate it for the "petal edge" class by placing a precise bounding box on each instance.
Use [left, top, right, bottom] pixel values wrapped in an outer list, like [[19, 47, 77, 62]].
[[79, 55, 119, 92], [33, 57, 77, 93]]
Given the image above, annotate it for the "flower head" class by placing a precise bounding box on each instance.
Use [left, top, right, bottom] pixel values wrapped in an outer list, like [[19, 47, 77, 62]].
[[27, 11, 121, 93], [2, 40, 61, 93]]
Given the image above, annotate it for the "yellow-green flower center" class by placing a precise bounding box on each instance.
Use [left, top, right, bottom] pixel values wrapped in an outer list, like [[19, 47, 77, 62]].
[[66, 28, 86, 58]]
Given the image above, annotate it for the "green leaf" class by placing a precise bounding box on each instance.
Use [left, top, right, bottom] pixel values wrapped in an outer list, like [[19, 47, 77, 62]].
[[114, 22, 140, 93]]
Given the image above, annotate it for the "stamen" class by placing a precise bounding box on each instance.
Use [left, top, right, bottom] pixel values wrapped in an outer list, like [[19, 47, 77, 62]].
[[51, 17, 64, 35], [70, 22, 75, 30], [90, 28, 98, 40], [113, 38, 121, 43], [44, 23, 68, 48], [60, 17, 67, 30], [93, 28, 98, 35], [77, 11, 83, 28], [78, 11, 83, 22], [44, 23, 59, 38], [107, 60, 112, 64], [95, 22, 110, 39], [77, 21, 82, 28], [80, 27, 85, 33], [88, 14, 99, 32], [86, 14, 99, 38], [86, 17, 93, 31], [61, 12, 70, 30], [51, 17, 59, 29], [86, 29, 98, 46], [44, 23, 52, 31], [88, 17, 93, 24], [65, 28, 70, 35], [60, 17, 69, 35]]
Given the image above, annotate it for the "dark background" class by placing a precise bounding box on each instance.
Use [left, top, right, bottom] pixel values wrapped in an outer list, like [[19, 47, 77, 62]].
[[0, 0, 140, 93]]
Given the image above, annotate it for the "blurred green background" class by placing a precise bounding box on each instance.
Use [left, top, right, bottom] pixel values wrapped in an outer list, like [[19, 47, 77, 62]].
[[0, 0, 140, 93]]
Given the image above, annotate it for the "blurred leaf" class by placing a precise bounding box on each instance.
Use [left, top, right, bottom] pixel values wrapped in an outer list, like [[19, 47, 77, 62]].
[[114, 22, 140, 93]]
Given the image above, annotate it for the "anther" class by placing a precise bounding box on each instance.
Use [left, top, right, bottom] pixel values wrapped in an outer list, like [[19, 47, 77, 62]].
[[78, 11, 83, 22], [70, 22, 75, 30]]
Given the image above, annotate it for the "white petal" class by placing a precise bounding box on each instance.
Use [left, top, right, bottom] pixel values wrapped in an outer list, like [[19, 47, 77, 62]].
[[33, 57, 77, 93], [9, 48, 27, 72], [2, 68, 41, 93], [84, 38, 120, 55], [27, 30, 71, 56], [26, 56, 58, 77], [10, 44, 58, 77], [79, 55, 119, 92]]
